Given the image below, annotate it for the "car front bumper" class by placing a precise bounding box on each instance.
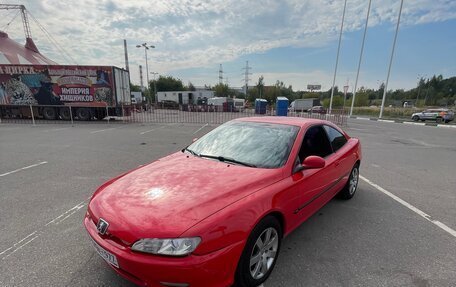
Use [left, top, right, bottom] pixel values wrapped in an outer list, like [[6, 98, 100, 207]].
[[84, 215, 244, 287]]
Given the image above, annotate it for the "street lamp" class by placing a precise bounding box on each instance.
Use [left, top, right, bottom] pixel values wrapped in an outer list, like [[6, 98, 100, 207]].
[[136, 43, 155, 101], [150, 72, 159, 104]]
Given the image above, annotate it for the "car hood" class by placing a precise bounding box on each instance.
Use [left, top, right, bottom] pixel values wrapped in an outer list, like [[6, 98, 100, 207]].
[[89, 152, 282, 243]]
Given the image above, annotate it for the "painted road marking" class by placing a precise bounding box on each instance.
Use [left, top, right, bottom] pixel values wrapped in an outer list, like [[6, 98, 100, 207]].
[[360, 175, 456, 239], [1, 200, 88, 261], [0, 161, 48, 177], [45, 201, 87, 226], [378, 119, 395, 123], [90, 128, 116, 134], [43, 127, 70, 132], [140, 125, 165, 135], [193, 123, 209, 134]]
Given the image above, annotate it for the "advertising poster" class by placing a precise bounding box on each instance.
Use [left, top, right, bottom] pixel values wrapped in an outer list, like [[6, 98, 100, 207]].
[[0, 65, 115, 106]]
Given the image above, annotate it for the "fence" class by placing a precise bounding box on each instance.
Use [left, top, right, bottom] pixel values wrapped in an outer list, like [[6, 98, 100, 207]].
[[0, 104, 347, 127]]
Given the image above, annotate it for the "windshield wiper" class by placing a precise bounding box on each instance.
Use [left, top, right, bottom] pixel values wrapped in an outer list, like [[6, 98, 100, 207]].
[[182, 147, 198, 156], [198, 154, 256, 168]]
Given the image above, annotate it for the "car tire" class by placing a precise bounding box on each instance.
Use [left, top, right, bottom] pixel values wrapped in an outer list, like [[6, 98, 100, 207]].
[[411, 115, 419, 122], [234, 216, 282, 287], [436, 117, 443, 123], [339, 163, 360, 200]]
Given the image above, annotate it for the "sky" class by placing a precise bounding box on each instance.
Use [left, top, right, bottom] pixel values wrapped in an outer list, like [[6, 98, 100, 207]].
[[1, 0, 455, 92]]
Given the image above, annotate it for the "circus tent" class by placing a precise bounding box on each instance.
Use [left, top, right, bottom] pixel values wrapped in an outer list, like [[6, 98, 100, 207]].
[[0, 31, 57, 65]]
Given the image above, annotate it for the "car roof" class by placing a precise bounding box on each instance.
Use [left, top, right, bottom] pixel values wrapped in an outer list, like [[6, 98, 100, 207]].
[[233, 116, 335, 128]]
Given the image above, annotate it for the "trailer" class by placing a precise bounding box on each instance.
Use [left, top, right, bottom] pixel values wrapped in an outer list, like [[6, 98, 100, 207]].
[[0, 64, 130, 120]]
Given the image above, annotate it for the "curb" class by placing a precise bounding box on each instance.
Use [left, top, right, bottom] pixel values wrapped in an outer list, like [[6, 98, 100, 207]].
[[349, 116, 456, 129]]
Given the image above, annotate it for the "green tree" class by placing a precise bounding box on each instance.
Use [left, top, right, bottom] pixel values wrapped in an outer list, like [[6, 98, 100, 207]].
[[213, 83, 230, 97], [256, 76, 264, 99], [150, 75, 185, 93]]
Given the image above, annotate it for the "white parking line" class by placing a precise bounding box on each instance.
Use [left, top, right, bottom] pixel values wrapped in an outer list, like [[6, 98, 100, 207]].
[[45, 201, 87, 226], [90, 128, 116, 134], [140, 126, 165, 135], [378, 119, 395, 123], [43, 127, 70, 132], [1, 200, 88, 261], [0, 161, 48, 177], [193, 123, 209, 134], [360, 175, 456, 239]]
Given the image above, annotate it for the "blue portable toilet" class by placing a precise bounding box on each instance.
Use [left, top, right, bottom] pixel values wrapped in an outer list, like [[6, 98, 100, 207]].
[[255, 99, 268, 114], [276, 97, 289, 116]]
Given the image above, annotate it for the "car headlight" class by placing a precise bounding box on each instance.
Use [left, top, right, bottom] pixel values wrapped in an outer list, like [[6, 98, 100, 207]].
[[131, 237, 201, 256]]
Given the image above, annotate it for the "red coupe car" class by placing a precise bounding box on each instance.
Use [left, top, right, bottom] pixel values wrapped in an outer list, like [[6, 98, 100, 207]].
[[84, 117, 362, 287]]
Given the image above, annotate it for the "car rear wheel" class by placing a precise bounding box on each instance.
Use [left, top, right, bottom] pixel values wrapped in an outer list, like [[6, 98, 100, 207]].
[[234, 216, 282, 287], [339, 163, 359, 200]]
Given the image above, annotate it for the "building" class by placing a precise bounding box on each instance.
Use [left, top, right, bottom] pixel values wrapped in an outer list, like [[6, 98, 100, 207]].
[[157, 89, 215, 105]]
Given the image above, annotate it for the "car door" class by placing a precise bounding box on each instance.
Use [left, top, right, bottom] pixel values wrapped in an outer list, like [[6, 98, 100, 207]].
[[323, 125, 351, 193], [289, 125, 340, 224]]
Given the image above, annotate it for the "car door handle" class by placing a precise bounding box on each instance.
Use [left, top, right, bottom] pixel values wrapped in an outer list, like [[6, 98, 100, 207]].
[[335, 160, 340, 167]]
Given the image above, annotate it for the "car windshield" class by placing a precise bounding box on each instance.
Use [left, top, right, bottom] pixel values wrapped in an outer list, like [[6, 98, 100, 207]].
[[187, 121, 300, 168]]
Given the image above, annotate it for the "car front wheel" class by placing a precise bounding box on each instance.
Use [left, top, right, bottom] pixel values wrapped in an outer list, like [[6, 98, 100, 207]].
[[411, 115, 419, 121], [234, 216, 282, 287]]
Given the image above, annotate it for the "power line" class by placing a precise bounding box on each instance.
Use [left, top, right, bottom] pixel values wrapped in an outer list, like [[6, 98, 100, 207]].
[[27, 10, 77, 64], [329, 0, 347, 114], [1, 10, 20, 32]]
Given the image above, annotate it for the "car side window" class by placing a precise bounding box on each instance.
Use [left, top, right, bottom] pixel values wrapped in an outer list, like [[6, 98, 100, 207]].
[[298, 126, 333, 161], [323, 125, 347, 152]]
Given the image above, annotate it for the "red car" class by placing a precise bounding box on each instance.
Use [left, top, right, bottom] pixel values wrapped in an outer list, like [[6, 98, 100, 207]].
[[84, 117, 361, 287]]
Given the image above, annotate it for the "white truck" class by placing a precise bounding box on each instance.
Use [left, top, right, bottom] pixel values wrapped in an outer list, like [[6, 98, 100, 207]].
[[289, 98, 320, 112]]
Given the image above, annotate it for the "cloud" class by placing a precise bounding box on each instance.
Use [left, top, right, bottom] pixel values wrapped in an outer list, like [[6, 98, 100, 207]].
[[1, 0, 454, 88]]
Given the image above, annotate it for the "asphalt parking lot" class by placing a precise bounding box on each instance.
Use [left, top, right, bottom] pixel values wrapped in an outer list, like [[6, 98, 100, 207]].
[[0, 119, 455, 287]]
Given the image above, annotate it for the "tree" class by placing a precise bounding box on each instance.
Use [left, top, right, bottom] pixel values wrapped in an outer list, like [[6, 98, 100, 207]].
[[187, 82, 196, 91], [213, 83, 230, 97], [150, 75, 185, 93], [130, 83, 141, 92], [256, 76, 264, 99]]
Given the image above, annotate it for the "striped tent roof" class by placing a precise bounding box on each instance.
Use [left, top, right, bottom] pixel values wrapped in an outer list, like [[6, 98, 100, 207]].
[[0, 31, 57, 65]]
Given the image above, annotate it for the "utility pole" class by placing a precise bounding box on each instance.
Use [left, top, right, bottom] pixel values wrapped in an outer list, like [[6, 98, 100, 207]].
[[329, 0, 347, 114], [242, 61, 252, 96], [380, 0, 403, 118], [218, 64, 224, 84], [139, 65, 144, 92], [350, 0, 371, 116], [123, 39, 129, 72]]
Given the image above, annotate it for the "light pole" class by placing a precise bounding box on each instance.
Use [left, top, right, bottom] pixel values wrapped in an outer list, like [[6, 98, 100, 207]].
[[150, 72, 159, 104], [136, 43, 155, 101]]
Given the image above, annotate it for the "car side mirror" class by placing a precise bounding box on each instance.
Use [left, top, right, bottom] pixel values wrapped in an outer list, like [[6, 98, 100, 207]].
[[295, 156, 326, 173]]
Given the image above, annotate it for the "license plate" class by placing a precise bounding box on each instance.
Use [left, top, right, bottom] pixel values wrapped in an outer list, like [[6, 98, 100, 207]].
[[91, 239, 119, 268]]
